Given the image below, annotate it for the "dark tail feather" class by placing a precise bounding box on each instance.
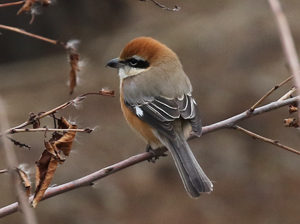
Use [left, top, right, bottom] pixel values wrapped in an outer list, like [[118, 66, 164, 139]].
[[160, 132, 213, 197]]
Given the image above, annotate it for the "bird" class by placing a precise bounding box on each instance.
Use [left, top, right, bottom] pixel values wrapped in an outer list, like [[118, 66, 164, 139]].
[[106, 37, 213, 197]]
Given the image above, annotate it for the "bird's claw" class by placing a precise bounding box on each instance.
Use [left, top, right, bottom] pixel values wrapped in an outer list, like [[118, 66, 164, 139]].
[[146, 145, 167, 163]]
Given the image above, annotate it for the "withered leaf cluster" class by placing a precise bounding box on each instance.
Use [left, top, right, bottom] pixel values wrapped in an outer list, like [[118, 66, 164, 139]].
[[17, 0, 51, 15], [284, 118, 299, 128], [68, 51, 80, 95], [30, 117, 77, 207], [284, 102, 299, 128]]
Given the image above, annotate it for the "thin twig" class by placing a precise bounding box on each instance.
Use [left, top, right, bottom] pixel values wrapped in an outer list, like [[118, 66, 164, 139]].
[[4, 90, 114, 135], [140, 0, 180, 11], [234, 125, 300, 155], [0, 97, 38, 224], [8, 137, 31, 150], [0, 1, 24, 8], [277, 87, 296, 101], [9, 128, 93, 134], [0, 24, 59, 45], [249, 75, 293, 111], [0, 169, 8, 174], [268, 0, 300, 121], [0, 96, 299, 218], [201, 95, 299, 135]]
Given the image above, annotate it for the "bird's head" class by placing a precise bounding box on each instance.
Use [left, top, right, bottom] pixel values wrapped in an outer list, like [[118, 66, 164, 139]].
[[106, 37, 179, 79]]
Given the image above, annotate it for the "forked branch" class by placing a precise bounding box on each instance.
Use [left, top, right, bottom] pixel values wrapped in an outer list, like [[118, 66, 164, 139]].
[[0, 95, 298, 218], [268, 0, 300, 120], [233, 125, 300, 155], [3, 90, 114, 136]]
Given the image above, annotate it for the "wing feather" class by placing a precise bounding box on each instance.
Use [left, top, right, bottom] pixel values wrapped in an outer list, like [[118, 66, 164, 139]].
[[125, 93, 202, 139]]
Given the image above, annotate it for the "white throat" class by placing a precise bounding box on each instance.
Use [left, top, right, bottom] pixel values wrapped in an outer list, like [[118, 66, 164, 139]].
[[118, 66, 148, 80], [118, 67, 127, 79]]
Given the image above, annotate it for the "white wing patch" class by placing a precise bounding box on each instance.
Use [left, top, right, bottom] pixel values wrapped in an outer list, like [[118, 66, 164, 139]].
[[135, 106, 144, 117]]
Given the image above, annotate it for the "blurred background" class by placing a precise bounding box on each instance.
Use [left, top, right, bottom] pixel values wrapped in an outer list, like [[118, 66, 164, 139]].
[[0, 0, 300, 223]]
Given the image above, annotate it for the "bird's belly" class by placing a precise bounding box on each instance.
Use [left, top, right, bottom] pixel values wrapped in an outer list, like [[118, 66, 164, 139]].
[[120, 97, 162, 149]]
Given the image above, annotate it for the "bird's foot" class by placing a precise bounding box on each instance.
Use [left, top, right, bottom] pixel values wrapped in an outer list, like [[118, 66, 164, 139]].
[[146, 145, 167, 163]]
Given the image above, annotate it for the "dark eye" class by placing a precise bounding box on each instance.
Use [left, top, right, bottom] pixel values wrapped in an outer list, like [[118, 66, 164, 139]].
[[128, 58, 138, 66]]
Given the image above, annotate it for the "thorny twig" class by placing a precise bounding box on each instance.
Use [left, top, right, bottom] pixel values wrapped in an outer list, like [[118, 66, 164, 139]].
[[0, 95, 299, 218], [249, 75, 293, 111], [140, 0, 181, 11], [268, 0, 300, 121], [233, 125, 300, 155]]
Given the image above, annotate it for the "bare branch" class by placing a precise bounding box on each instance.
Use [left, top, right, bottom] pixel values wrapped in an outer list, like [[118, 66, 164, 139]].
[[0, 24, 59, 45], [0, 1, 24, 8], [277, 87, 296, 101], [201, 96, 299, 135], [9, 128, 93, 134], [268, 0, 300, 120], [249, 75, 293, 111], [4, 90, 114, 135], [0, 169, 8, 174], [0, 98, 38, 224], [233, 125, 300, 155], [0, 96, 298, 218], [140, 0, 181, 11], [8, 137, 31, 150]]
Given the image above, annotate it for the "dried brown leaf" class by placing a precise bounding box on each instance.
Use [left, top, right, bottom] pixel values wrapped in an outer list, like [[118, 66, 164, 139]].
[[32, 117, 76, 207], [32, 142, 64, 208], [16, 168, 31, 197], [69, 52, 80, 95], [283, 118, 299, 128], [51, 117, 77, 156], [289, 105, 298, 114]]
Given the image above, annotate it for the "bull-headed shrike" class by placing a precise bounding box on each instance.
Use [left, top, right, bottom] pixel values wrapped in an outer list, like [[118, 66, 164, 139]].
[[107, 37, 213, 197]]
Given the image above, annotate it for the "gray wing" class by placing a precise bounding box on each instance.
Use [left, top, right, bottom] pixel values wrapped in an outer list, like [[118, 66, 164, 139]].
[[125, 94, 202, 139]]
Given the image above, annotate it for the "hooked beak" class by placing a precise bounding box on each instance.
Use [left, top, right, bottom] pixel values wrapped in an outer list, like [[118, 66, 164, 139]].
[[106, 58, 124, 69]]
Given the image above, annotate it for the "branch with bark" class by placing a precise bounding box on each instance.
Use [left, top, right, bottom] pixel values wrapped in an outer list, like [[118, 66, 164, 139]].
[[0, 95, 298, 218], [0, 98, 38, 223], [268, 0, 300, 121]]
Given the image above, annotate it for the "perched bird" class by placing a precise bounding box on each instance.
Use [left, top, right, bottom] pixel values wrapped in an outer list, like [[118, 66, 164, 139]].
[[107, 37, 213, 197]]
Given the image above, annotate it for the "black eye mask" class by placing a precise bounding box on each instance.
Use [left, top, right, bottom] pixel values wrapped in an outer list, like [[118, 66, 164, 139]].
[[125, 57, 150, 69]]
